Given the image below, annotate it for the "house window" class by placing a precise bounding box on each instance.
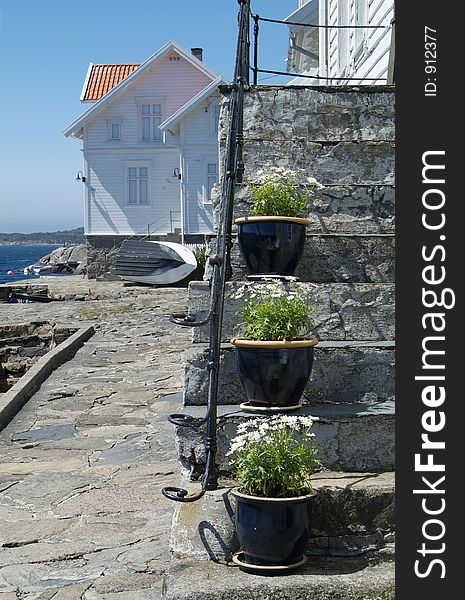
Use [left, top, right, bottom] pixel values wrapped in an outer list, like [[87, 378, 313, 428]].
[[140, 103, 163, 142], [205, 162, 218, 204], [111, 123, 121, 139], [127, 164, 150, 205], [108, 119, 123, 141]]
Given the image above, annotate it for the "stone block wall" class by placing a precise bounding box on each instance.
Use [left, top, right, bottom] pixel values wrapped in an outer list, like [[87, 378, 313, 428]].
[[0, 323, 75, 392], [178, 84, 395, 475]]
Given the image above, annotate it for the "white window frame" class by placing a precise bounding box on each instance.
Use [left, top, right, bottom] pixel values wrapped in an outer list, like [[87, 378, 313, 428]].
[[138, 98, 166, 143], [204, 161, 218, 205], [353, 0, 368, 63], [125, 161, 151, 206], [107, 118, 123, 142]]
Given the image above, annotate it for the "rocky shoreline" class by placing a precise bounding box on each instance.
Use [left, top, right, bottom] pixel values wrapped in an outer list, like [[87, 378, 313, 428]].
[[23, 244, 87, 277]]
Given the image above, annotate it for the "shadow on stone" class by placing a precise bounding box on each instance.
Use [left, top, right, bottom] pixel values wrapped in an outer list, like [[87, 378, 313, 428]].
[[221, 488, 236, 523], [296, 549, 394, 577], [198, 520, 237, 563]]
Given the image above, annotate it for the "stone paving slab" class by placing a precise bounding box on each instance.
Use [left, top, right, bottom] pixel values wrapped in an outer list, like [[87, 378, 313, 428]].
[[165, 546, 395, 600], [0, 277, 191, 598]]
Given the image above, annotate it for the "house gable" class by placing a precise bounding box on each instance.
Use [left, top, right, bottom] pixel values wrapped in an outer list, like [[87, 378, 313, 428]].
[[83, 51, 217, 149], [64, 40, 220, 139]]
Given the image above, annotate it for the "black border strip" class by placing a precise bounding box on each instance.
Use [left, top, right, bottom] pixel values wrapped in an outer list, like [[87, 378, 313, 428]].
[[396, 1, 461, 595]]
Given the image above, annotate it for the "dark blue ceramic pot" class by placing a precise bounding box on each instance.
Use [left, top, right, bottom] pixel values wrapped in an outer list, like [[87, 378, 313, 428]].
[[231, 338, 318, 408], [235, 216, 309, 276], [233, 490, 314, 566]]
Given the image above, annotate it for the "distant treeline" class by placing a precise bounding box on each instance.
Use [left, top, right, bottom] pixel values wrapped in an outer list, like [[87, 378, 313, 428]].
[[0, 227, 85, 245]]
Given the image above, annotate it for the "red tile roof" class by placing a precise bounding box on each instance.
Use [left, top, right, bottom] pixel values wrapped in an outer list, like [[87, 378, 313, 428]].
[[81, 64, 140, 101]]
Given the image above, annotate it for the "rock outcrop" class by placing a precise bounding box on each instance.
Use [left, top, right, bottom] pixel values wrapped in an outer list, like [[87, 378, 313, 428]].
[[38, 244, 87, 275]]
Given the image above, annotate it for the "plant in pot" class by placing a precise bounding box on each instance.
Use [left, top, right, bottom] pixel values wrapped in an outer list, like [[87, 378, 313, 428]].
[[192, 244, 207, 280], [228, 414, 321, 571], [235, 164, 322, 277], [231, 282, 318, 411]]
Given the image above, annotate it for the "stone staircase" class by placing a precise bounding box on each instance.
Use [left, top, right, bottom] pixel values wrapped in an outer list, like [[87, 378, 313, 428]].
[[166, 85, 395, 598]]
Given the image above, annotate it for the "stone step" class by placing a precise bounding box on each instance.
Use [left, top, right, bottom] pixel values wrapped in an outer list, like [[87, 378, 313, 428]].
[[189, 282, 395, 343], [223, 86, 395, 144], [0, 284, 49, 303], [215, 183, 395, 235], [174, 402, 395, 478], [219, 233, 395, 283], [165, 546, 395, 599], [183, 341, 395, 406], [170, 471, 394, 562]]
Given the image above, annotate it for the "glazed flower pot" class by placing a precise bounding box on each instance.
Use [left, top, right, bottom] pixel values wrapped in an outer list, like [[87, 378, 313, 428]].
[[232, 489, 314, 567], [231, 338, 318, 408], [235, 216, 310, 276]]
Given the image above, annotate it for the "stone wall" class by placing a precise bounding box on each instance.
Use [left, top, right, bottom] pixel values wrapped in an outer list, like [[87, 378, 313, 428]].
[[214, 85, 395, 231], [0, 323, 75, 392], [178, 84, 395, 476], [86, 236, 124, 280]]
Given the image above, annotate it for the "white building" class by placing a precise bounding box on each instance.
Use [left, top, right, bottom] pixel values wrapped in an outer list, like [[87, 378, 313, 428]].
[[64, 41, 227, 247], [285, 0, 394, 85]]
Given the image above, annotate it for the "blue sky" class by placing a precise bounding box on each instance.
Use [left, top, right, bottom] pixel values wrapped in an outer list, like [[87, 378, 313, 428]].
[[0, 0, 297, 233]]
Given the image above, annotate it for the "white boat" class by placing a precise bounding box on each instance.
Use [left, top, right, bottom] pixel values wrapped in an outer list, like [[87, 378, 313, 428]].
[[23, 264, 56, 276], [114, 240, 197, 285]]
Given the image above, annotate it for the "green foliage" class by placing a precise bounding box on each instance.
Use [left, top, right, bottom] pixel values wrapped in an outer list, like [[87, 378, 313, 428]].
[[248, 165, 322, 217], [229, 416, 321, 498], [250, 179, 309, 217], [240, 294, 313, 341], [193, 245, 207, 274]]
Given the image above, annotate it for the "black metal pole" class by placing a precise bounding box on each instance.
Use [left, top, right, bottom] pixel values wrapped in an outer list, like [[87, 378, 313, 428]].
[[161, 0, 251, 503], [253, 14, 259, 86]]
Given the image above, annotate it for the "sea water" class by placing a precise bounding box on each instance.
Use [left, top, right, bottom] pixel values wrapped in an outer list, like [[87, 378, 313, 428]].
[[0, 245, 58, 284]]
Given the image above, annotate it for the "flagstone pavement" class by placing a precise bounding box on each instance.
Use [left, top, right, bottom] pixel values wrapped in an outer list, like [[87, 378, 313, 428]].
[[0, 277, 192, 599]]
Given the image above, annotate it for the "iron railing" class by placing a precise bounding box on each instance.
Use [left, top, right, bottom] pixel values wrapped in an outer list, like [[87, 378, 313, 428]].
[[109, 211, 182, 257], [123, 210, 181, 242], [161, 0, 394, 504], [251, 11, 393, 85], [162, 0, 250, 503]]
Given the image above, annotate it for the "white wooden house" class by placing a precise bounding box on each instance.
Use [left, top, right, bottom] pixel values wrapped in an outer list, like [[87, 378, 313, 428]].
[[285, 0, 394, 84], [64, 41, 227, 250]]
